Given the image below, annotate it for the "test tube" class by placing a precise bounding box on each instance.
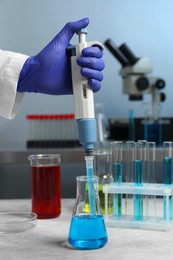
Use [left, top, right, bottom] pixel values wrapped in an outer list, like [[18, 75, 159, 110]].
[[146, 142, 156, 218], [134, 142, 143, 221], [113, 162, 122, 218], [163, 141, 172, 220], [125, 141, 135, 215], [138, 140, 148, 217], [110, 141, 123, 218], [138, 140, 147, 181]]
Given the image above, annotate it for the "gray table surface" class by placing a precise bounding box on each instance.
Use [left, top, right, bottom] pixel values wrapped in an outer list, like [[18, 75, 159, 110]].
[[0, 199, 173, 260]]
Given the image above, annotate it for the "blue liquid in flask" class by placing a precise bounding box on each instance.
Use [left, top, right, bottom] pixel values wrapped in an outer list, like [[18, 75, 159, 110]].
[[68, 214, 108, 250]]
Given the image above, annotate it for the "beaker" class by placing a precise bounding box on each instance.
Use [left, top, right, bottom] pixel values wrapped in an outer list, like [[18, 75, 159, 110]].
[[68, 175, 108, 250], [28, 154, 61, 219]]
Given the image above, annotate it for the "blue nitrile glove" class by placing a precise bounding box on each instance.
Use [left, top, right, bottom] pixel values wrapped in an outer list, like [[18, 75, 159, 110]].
[[17, 18, 105, 95]]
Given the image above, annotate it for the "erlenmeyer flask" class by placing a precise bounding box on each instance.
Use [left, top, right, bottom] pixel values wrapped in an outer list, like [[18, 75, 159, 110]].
[[68, 175, 108, 250]]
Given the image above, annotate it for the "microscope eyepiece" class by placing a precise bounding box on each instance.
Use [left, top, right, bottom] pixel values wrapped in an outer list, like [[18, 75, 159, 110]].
[[104, 39, 129, 67], [119, 43, 139, 65]]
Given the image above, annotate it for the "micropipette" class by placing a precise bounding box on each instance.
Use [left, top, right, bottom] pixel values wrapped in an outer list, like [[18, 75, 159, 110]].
[[70, 27, 104, 215], [71, 28, 104, 154]]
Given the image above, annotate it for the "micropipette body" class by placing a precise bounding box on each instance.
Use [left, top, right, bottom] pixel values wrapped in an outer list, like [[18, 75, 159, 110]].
[[71, 28, 104, 153]]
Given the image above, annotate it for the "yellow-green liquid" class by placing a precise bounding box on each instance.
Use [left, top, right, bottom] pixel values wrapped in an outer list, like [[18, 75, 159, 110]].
[[99, 184, 113, 214], [83, 184, 113, 215]]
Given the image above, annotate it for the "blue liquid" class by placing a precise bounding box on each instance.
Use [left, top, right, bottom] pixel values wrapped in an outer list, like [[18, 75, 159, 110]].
[[68, 214, 108, 250], [144, 123, 162, 145], [163, 196, 172, 220], [134, 193, 143, 221], [163, 157, 172, 220], [134, 160, 143, 221], [86, 167, 96, 216]]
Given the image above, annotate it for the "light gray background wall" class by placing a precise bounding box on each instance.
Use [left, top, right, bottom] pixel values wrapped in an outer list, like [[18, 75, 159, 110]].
[[0, 0, 172, 145]]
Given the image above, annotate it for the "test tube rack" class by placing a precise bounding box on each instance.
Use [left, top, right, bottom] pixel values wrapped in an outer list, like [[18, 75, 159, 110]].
[[103, 183, 173, 231]]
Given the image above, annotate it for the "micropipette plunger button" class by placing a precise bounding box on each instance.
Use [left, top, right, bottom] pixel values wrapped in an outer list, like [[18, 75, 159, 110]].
[[77, 28, 88, 43], [77, 28, 88, 35]]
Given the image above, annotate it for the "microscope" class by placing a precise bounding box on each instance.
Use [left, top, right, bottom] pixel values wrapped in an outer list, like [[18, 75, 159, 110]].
[[104, 39, 166, 113], [104, 39, 166, 143]]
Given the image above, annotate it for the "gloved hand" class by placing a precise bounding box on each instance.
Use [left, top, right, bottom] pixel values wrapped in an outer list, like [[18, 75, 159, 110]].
[[17, 18, 105, 95]]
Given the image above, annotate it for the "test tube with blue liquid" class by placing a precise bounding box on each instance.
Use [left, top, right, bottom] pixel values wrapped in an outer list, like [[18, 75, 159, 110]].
[[138, 140, 148, 216], [138, 141, 147, 180], [146, 142, 156, 218], [125, 141, 135, 216], [163, 141, 172, 220], [110, 141, 123, 218], [134, 142, 144, 221]]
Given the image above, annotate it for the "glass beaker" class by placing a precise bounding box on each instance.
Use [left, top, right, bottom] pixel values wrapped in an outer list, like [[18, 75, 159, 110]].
[[28, 154, 61, 219], [68, 175, 108, 250]]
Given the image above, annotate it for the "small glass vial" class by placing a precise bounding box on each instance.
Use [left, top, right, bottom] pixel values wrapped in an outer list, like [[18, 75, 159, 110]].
[[68, 175, 108, 250]]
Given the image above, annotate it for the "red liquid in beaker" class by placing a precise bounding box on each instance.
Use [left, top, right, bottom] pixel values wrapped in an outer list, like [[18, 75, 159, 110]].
[[31, 165, 61, 219]]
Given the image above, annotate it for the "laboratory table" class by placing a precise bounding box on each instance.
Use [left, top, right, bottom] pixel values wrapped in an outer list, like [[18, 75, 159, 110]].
[[0, 199, 173, 260]]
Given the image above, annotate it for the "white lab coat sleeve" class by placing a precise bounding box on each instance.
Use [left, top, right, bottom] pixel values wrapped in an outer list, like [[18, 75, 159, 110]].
[[0, 50, 29, 119]]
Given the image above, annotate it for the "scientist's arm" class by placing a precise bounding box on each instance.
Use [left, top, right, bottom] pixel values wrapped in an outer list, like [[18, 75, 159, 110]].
[[0, 18, 104, 119], [17, 17, 104, 95], [0, 50, 28, 119]]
